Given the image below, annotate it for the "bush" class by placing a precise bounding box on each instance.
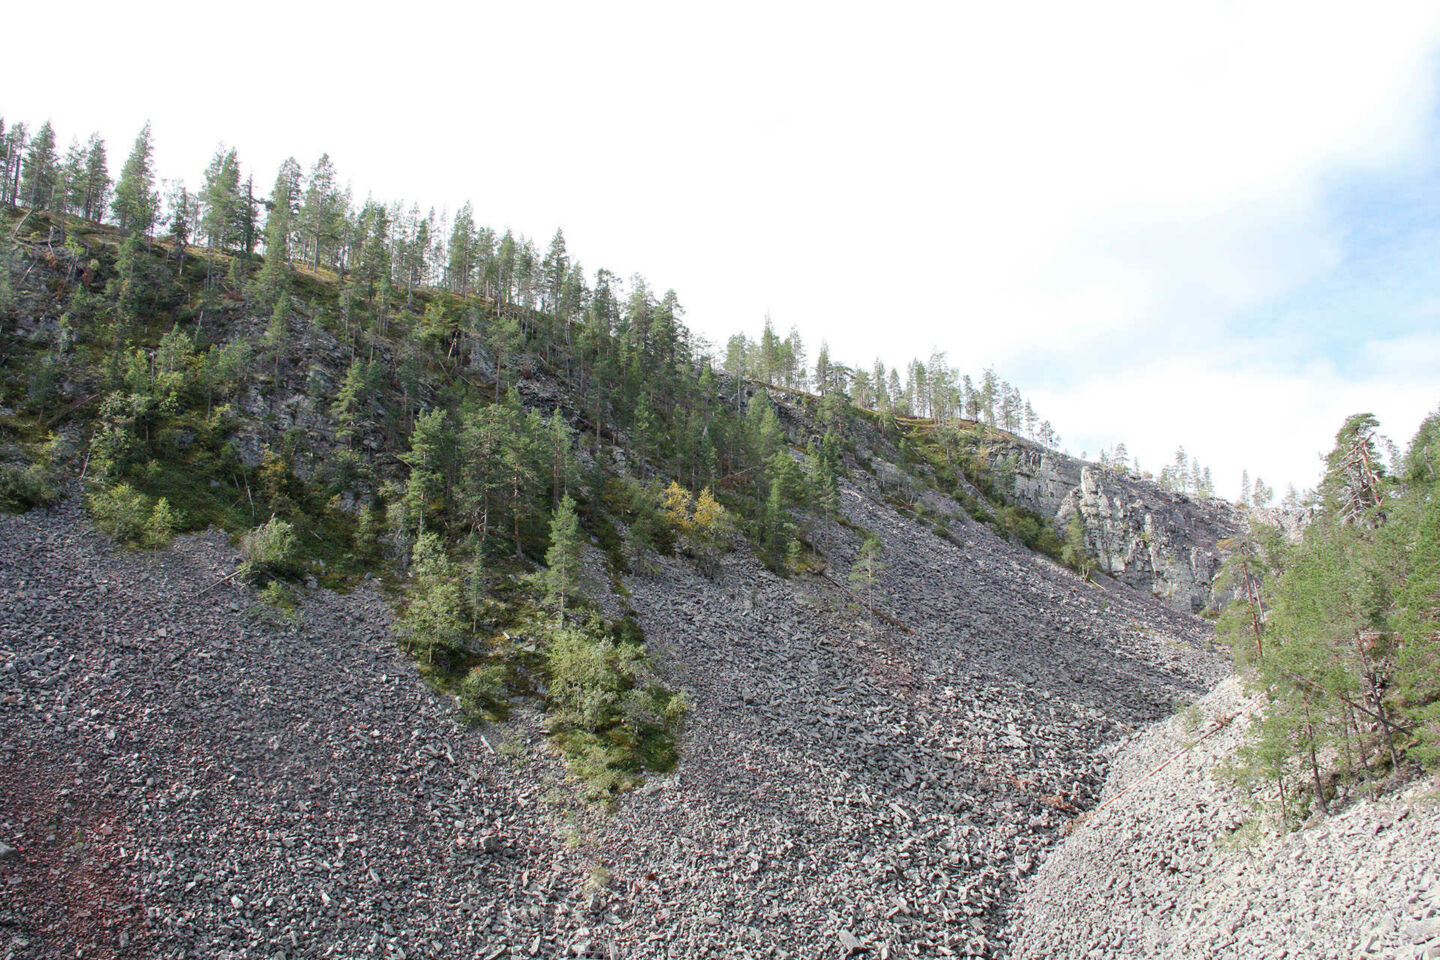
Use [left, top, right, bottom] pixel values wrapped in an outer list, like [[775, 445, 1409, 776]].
[[545, 618, 687, 800], [458, 662, 510, 719], [0, 462, 59, 513], [87, 480, 156, 546], [144, 496, 178, 548], [256, 581, 300, 623], [239, 516, 299, 583]]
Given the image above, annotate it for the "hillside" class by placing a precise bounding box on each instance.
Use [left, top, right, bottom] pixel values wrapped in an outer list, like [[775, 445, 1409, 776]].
[[2, 155, 1437, 960], [1, 474, 1230, 958], [0, 204, 1241, 957]]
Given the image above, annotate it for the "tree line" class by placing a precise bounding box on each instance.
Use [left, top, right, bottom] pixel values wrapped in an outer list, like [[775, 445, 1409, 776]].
[[722, 318, 1061, 447], [3, 114, 1070, 452]]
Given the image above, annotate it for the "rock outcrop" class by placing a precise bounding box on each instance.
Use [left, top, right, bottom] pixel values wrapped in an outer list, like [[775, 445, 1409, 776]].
[[981, 437, 1242, 613]]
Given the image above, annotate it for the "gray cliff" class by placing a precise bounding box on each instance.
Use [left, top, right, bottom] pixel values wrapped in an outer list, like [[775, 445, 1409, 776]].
[[984, 437, 1242, 613]]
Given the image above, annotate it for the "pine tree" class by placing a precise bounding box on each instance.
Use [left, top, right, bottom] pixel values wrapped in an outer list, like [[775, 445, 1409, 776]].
[[1319, 413, 1386, 525], [19, 120, 58, 212], [541, 228, 569, 315], [299, 154, 340, 271], [1, 121, 28, 207], [1252, 476, 1273, 508], [849, 536, 884, 638], [544, 494, 584, 624], [112, 123, 158, 238], [447, 202, 477, 294]]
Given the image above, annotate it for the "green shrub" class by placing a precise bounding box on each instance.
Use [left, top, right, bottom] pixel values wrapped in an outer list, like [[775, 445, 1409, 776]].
[[545, 618, 687, 800], [145, 496, 178, 548], [458, 662, 510, 719], [258, 580, 298, 614], [0, 462, 59, 512], [87, 482, 150, 543], [86, 483, 182, 548], [239, 516, 299, 583]]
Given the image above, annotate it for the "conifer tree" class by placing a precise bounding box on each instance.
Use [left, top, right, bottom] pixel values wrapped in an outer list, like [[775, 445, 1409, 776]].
[[79, 134, 110, 221], [19, 120, 58, 212], [1, 121, 27, 207], [299, 154, 340, 270], [253, 162, 296, 305], [394, 533, 468, 667], [264, 292, 290, 379], [544, 494, 584, 624], [200, 146, 242, 252], [447, 202, 477, 294], [163, 182, 194, 277], [112, 123, 158, 238], [850, 536, 884, 637], [401, 408, 455, 539]]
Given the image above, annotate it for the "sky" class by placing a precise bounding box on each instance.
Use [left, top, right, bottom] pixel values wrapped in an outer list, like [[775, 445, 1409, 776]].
[[6, 0, 1440, 498]]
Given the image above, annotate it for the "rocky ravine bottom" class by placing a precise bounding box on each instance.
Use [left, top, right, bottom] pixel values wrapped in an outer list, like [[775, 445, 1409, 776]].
[[2, 492, 1224, 960], [1007, 677, 1440, 960]]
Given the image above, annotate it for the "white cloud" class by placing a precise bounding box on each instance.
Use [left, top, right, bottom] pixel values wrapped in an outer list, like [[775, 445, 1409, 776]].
[[1033, 342, 1438, 499]]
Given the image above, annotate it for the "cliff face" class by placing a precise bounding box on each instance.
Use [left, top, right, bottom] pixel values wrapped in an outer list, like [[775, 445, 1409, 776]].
[[982, 438, 1242, 613]]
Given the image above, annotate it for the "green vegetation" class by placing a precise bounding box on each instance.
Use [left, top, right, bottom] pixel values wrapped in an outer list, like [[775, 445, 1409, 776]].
[[1219, 410, 1440, 827], [544, 616, 687, 801], [86, 481, 176, 548], [0, 112, 1158, 800], [0, 455, 61, 512], [239, 516, 300, 584], [884, 417, 1082, 572]]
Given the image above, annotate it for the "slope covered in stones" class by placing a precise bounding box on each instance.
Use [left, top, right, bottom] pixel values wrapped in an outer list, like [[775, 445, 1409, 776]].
[[1, 464, 1224, 959], [1008, 677, 1440, 960]]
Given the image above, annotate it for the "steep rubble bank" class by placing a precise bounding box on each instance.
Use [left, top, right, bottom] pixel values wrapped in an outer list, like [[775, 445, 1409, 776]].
[[0, 484, 1223, 959], [1008, 677, 1440, 960]]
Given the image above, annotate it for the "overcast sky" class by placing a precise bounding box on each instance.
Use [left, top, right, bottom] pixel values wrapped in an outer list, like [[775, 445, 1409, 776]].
[[7, 1, 1440, 498]]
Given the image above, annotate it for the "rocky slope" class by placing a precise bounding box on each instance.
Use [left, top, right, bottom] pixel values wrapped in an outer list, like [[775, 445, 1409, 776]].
[[1007, 677, 1440, 960], [0, 466, 1225, 959], [979, 436, 1241, 613]]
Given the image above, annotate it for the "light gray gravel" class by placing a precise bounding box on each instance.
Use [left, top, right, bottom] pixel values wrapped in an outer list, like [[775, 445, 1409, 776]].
[[1007, 676, 1440, 960]]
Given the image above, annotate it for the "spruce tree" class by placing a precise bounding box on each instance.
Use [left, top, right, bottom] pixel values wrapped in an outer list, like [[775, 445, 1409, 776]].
[[200, 146, 242, 252], [80, 134, 109, 221], [253, 162, 295, 305], [850, 536, 884, 638]]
